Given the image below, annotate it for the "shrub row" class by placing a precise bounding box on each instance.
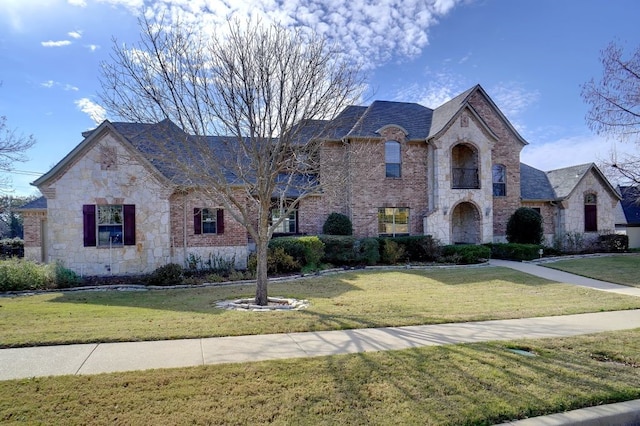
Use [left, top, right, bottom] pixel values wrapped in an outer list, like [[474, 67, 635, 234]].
[[0, 259, 81, 292], [485, 243, 544, 261]]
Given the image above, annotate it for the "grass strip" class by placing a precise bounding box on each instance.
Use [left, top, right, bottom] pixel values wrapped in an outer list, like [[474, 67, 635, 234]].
[[2, 329, 639, 425], [543, 254, 640, 287]]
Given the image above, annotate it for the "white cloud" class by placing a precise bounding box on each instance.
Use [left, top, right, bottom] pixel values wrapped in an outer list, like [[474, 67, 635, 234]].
[[392, 70, 469, 108], [68, 0, 87, 6], [75, 98, 107, 124], [520, 134, 636, 175], [140, 0, 464, 68], [40, 80, 79, 91], [490, 82, 540, 118], [86, 44, 100, 52], [41, 40, 72, 47], [68, 30, 83, 39]]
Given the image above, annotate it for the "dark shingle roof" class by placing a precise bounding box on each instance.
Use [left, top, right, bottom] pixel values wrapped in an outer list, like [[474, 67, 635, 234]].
[[15, 196, 47, 210], [346, 101, 433, 140], [520, 163, 556, 200], [619, 186, 640, 225], [546, 163, 593, 199]]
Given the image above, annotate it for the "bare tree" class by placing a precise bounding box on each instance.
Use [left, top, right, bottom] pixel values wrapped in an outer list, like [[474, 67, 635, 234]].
[[0, 84, 36, 190], [581, 42, 640, 186], [99, 16, 363, 305]]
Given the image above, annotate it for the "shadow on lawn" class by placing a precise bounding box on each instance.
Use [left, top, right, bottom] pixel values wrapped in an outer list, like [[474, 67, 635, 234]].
[[312, 331, 640, 424], [47, 275, 362, 315]]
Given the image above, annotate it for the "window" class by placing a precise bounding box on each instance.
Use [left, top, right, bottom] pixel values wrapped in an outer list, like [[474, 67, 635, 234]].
[[492, 164, 506, 196], [194, 208, 225, 235], [83, 204, 135, 247], [378, 207, 409, 236], [271, 207, 297, 234], [451, 144, 479, 189], [584, 193, 597, 232], [385, 141, 401, 178]]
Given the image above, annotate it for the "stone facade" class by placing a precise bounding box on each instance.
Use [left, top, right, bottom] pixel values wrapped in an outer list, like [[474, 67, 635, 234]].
[[424, 109, 499, 244], [558, 169, 619, 235], [36, 132, 174, 276]]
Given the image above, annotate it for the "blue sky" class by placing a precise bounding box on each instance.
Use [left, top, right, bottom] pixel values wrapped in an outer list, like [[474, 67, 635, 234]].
[[1, 0, 638, 196]]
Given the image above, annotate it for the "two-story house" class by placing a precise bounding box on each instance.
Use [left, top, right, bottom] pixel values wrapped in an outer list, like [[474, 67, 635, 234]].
[[19, 85, 620, 276]]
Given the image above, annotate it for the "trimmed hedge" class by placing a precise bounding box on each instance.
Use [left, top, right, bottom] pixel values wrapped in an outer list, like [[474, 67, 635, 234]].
[[486, 243, 544, 261], [270, 236, 325, 269], [318, 235, 380, 266], [382, 235, 442, 262], [442, 244, 491, 264], [322, 212, 353, 235]]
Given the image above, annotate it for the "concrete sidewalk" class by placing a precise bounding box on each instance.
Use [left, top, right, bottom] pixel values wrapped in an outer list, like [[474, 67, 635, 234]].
[[2, 309, 640, 381], [490, 258, 640, 297]]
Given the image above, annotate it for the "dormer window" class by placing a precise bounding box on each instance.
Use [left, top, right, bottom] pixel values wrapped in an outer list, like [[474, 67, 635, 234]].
[[385, 141, 401, 178]]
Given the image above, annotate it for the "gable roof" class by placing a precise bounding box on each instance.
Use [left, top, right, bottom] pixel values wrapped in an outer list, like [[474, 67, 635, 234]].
[[618, 186, 640, 225], [520, 163, 556, 200], [546, 163, 620, 201], [428, 85, 527, 146], [32, 120, 176, 189]]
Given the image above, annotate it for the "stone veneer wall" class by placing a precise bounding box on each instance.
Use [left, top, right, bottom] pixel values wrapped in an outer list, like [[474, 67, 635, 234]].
[[424, 110, 494, 244], [38, 132, 173, 276], [559, 170, 618, 235], [467, 92, 525, 240], [169, 190, 249, 269]]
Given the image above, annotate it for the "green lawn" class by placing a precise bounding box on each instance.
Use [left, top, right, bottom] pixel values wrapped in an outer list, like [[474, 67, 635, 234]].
[[2, 329, 639, 425], [544, 254, 640, 287], [2, 266, 640, 348]]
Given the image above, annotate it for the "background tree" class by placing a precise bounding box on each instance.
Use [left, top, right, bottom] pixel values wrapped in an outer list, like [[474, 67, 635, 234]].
[[581, 42, 640, 188], [99, 16, 363, 305], [0, 194, 38, 239]]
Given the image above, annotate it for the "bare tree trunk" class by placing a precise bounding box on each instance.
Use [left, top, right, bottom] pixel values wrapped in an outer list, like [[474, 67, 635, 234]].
[[254, 235, 269, 306]]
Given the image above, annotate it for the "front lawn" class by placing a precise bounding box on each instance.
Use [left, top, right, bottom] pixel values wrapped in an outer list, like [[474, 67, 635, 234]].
[[2, 329, 640, 425], [2, 267, 640, 348], [543, 254, 640, 287]]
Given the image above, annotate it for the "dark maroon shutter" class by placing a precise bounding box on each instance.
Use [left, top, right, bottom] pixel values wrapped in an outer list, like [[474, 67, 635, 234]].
[[585, 205, 597, 232], [123, 205, 136, 245], [194, 208, 202, 234], [217, 209, 224, 234], [83, 205, 96, 247]]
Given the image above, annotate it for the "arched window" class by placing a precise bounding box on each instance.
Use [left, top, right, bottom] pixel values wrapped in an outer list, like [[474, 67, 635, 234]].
[[451, 144, 479, 189], [584, 193, 597, 232], [492, 164, 506, 196], [385, 141, 401, 178]]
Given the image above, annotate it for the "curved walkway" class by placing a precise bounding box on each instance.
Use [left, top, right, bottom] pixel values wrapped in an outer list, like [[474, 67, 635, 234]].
[[2, 260, 640, 424], [490, 259, 640, 297]]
